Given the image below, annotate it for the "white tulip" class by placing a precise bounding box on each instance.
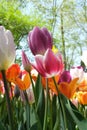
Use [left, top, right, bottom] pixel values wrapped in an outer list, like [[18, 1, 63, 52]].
[[70, 66, 84, 83], [81, 50, 87, 67], [0, 26, 15, 70]]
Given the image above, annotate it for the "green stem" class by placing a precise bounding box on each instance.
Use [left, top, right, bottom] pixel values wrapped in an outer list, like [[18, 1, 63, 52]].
[[50, 99, 53, 130], [1, 70, 14, 130], [43, 79, 48, 130], [28, 70, 36, 106], [59, 95, 68, 130], [24, 91, 30, 130], [52, 77, 68, 130]]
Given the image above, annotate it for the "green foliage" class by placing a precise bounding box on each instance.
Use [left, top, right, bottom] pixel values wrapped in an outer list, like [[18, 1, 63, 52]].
[[0, 0, 46, 46]]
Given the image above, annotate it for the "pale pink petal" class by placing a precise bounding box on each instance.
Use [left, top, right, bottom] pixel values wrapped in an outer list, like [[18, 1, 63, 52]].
[[32, 55, 47, 77], [0, 26, 7, 52], [6, 30, 15, 64], [22, 50, 31, 71]]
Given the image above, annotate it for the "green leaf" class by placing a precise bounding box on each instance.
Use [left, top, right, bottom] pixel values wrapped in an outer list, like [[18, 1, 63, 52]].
[[60, 94, 87, 130], [30, 106, 42, 130], [0, 121, 6, 130], [35, 75, 45, 126], [35, 74, 42, 103]]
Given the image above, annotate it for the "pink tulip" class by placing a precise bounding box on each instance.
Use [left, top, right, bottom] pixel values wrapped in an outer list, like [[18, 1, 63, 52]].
[[22, 50, 31, 71], [32, 49, 64, 78], [28, 26, 52, 55]]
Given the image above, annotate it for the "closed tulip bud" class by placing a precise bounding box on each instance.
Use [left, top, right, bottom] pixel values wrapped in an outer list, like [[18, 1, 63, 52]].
[[58, 70, 71, 84], [22, 50, 31, 71], [0, 26, 15, 70], [28, 26, 53, 55]]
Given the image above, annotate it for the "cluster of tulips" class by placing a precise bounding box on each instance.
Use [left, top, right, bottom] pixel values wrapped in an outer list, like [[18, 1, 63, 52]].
[[0, 26, 87, 130]]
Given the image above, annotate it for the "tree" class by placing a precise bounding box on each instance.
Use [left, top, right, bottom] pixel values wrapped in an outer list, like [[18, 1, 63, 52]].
[[0, 0, 46, 46], [28, 0, 87, 69]]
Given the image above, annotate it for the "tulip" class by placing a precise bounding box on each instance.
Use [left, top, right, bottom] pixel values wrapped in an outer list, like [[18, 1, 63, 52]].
[[22, 50, 31, 71], [58, 70, 71, 84], [59, 78, 79, 99], [81, 50, 87, 67], [28, 26, 52, 55], [77, 91, 87, 105], [70, 66, 84, 83], [6, 64, 31, 90], [0, 26, 15, 71], [32, 49, 64, 78]]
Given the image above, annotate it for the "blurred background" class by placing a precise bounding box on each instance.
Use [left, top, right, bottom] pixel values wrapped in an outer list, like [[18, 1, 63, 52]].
[[0, 0, 87, 69]]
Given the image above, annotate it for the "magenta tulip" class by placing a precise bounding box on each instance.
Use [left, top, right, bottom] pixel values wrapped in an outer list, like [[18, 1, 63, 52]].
[[58, 70, 71, 84], [28, 26, 53, 55], [32, 49, 64, 78]]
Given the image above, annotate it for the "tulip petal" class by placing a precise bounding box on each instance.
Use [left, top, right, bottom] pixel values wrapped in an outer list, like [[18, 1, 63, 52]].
[[59, 78, 79, 99], [33, 55, 47, 77], [44, 49, 61, 76], [0, 26, 7, 52], [6, 64, 20, 82], [41, 27, 52, 48], [28, 26, 52, 55], [6, 30, 15, 64], [15, 73, 31, 90]]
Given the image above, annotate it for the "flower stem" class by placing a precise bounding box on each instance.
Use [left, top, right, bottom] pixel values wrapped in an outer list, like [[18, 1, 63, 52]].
[[28, 70, 36, 106], [52, 77, 68, 130], [43, 79, 48, 130], [24, 91, 30, 130], [59, 94, 68, 130], [1, 70, 14, 130], [50, 99, 53, 130]]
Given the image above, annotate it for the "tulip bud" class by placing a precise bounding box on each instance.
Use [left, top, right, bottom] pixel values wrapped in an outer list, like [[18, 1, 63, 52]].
[[22, 50, 31, 72], [28, 26, 53, 55], [58, 70, 71, 84]]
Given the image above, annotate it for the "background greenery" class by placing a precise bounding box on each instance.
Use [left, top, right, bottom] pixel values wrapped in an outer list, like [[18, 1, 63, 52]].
[[0, 0, 87, 69]]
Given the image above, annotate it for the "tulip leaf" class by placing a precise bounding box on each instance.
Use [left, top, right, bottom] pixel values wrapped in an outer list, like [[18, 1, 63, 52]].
[[0, 121, 6, 130], [35, 74, 45, 126], [30, 106, 42, 130], [59, 93, 87, 130]]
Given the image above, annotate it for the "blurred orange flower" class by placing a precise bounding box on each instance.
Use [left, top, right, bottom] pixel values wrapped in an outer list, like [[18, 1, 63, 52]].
[[59, 78, 79, 99], [6, 64, 31, 90], [42, 75, 60, 95], [77, 91, 87, 105]]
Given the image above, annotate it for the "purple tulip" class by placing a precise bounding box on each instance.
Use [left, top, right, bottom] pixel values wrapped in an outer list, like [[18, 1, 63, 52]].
[[58, 70, 71, 84], [28, 26, 53, 55]]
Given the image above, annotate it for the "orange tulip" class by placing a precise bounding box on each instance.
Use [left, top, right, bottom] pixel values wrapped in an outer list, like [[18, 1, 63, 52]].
[[42, 75, 60, 95], [6, 64, 31, 90], [59, 78, 79, 99], [77, 91, 87, 105], [78, 80, 87, 91]]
